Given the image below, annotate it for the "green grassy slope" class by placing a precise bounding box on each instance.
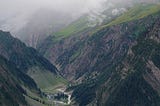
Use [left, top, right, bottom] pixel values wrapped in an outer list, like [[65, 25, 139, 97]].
[[0, 30, 67, 92], [102, 4, 160, 28], [53, 16, 89, 41], [27, 66, 67, 91], [25, 95, 47, 106], [0, 31, 69, 106]]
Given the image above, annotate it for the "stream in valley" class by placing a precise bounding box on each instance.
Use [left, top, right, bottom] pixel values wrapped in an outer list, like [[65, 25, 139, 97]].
[[46, 88, 72, 106]]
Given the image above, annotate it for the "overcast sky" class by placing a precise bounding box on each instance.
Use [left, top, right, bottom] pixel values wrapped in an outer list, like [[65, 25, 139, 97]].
[[0, 0, 108, 19], [0, 0, 110, 33], [0, 0, 109, 30]]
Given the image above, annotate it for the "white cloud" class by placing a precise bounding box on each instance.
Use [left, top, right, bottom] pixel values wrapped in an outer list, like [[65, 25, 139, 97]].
[[0, 0, 108, 17], [0, 0, 108, 34]]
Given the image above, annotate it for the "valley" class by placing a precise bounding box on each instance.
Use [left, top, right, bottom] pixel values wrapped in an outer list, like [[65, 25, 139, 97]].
[[0, 0, 160, 106], [25, 85, 72, 106]]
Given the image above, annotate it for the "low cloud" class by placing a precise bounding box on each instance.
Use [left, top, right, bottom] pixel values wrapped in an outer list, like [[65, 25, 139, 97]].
[[0, 0, 108, 19]]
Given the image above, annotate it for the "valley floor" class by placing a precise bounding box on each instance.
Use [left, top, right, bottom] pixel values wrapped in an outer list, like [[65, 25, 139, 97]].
[[25, 85, 72, 106]]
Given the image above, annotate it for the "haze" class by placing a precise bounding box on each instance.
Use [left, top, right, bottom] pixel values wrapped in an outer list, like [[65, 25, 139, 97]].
[[0, 0, 111, 35], [0, 0, 107, 22]]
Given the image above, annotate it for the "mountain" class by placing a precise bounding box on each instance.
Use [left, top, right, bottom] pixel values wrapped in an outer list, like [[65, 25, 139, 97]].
[[15, 0, 133, 48], [0, 56, 29, 106], [0, 30, 68, 106], [0, 1, 159, 106], [39, 3, 160, 80], [0, 30, 67, 90], [71, 6, 160, 105], [6, 0, 151, 49], [39, 3, 160, 106]]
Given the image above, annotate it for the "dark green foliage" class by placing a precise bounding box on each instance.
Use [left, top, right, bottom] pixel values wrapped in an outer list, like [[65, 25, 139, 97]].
[[152, 45, 160, 69], [72, 81, 96, 106], [2, 56, 38, 90], [0, 56, 27, 106], [0, 30, 61, 105], [0, 30, 57, 74], [106, 72, 160, 106]]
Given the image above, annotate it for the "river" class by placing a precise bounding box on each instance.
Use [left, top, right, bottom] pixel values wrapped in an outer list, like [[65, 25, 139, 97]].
[[56, 88, 72, 105], [46, 88, 72, 106]]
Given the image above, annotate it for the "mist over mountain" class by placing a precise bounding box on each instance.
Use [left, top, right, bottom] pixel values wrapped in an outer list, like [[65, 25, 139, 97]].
[[0, 0, 135, 34], [0, 0, 110, 47], [15, 9, 74, 48], [0, 0, 160, 106], [0, 0, 158, 48], [0, 0, 107, 33]]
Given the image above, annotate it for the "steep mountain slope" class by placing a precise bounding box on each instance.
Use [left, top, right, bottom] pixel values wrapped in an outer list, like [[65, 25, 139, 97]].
[[0, 56, 27, 106], [39, 3, 160, 105], [72, 5, 160, 106], [0, 54, 48, 106], [0, 30, 66, 91], [39, 4, 160, 80], [72, 12, 160, 105]]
